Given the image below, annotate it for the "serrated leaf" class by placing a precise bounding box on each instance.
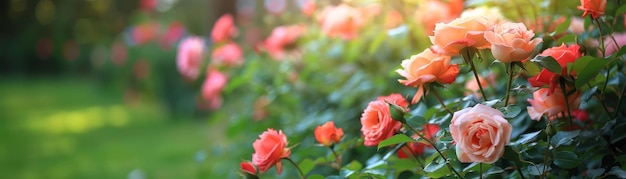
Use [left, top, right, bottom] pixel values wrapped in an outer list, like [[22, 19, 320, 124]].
[[532, 56, 562, 74], [553, 151, 580, 169], [377, 134, 413, 150], [298, 159, 315, 175]]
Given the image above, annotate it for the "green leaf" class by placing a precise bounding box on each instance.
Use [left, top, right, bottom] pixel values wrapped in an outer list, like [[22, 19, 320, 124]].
[[615, 4, 626, 17], [531, 56, 561, 74], [609, 166, 626, 178], [553, 151, 580, 169], [556, 34, 577, 45], [308, 174, 325, 179], [551, 17, 571, 36], [503, 146, 523, 166], [298, 158, 315, 176], [550, 130, 580, 148], [368, 33, 387, 55], [611, 122, 626, 144], [528, 163, 550, 176], [499, 105, 522, 118], [523, 60, 541, 76], [340, 160, 363, 178], [424, 157, 450, 178], [377, 134, 413, 150], [587, 168, 605, 178], [573, 56, 607, 88], [511, 130, 542, 145]]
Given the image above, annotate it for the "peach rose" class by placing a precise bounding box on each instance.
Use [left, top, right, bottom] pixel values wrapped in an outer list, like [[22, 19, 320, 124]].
[[265, 25, 305, 60], [415, 0, 464, 35], [397, 124, 440, 158], [450, 104, 512, 164], [464, 74, 495, 99], [429, 15, 493, 56], [384, 10, 404, 29], [396, 49, 460, 103], [211, 42, 244, 67], [528, 44, 583, 91], [527, 87, 582, 121], [319, 4, 363, 39], [176, 37, 205, 81], [314, 121, 344, 146], [360, 95, 406, 146], [240, 161, 257, 175], [211, 14, 238, 43], [578, 0, 607, 19], [201, 69, 227, 110], [484, 22, 542, 63], [252, 129, 291, 174]]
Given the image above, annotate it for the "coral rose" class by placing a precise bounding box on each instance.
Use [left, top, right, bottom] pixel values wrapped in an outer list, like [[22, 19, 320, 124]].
[[211, 14, 238, 43], [450, 104, 512, 164], [314, 121, 344, 146], [201, 69, 228, 110], [415, 0, 464, 35], [527, 87, 582, 121], [252, 129, 291, 174], [377, 93, 410, 110], [240, 161, 257, 175], [528, 44, 583, 91], [429, 15, 493, 56], [484, 22, 542, 63], [396, 49, 460, 103], [265, 25, 305, 60], [578, 0, 607, 19], [318, 4, 363, 39], [360, 95, 407, 146], [211, 42, 244, 67], [176, 37, 205, 81], [397, 124, 440, 158]]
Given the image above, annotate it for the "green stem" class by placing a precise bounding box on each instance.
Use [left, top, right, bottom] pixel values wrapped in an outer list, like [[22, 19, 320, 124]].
[[504, 63, 515, 107], [542, 123, 551, 179], [329, 146, 342, 167], [587, 83, 612, 116], [430, 85, 455, 116], [559, 78, 574, 129], [515, 161, 527, 179], [480, 163, 483, 179], [405, 124, 463, 179], [464, 48, 489, 101], [595, 18, 610, 96], [284, 158, 306, 179]]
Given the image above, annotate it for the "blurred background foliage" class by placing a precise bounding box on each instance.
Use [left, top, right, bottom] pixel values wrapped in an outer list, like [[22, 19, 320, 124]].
[[1, 0, 620, 178]]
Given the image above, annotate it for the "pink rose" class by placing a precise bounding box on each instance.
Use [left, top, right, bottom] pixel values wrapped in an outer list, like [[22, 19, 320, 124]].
[[176, 37, 205, 81], [252, 129, 291, 174], [159, 22, 185, 50], [578, 0, 607, 19], [265, 25, 305, 60], [211, 14, 238, 43], [429, 15, 493, 56], [319, 4, 364, 40], [450, 104, 512, 164], [297, 0, 316, 17], [528, 44, 583, 91], [396, 49, 460, 103], [360, 95, 406, 146], [527, 87, 582, 121], [211, 42, 244, 67], [603, 33, 626, 56], [201, 69, 227, 110], [131, 22, 158, 45], [484, 22, 542, 63]]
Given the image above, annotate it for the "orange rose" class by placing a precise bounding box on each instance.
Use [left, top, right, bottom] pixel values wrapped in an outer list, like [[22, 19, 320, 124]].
[[414, 0, 463, 35], [252, 129, 291, 174], [450, 104, 512, 164], [464, 74, 494, 99], [577, 0, 607, 19], [211, 14, 238, 43], [484, 22, 542, 63], [527, 87, 582, 121], [318, 4, 364, 39], [314, 121, 344, 146], [528, 44, 583, 91], [396, 49, 460, 103], [429, 15, 493, 56], [376, 93, 409, 109], [360, 95, 406, 146], [397, 124, 440, 158]]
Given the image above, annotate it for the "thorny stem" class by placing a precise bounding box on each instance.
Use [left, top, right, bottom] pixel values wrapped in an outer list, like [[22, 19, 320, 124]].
[[464, 48, 488, 101], [404, 124, 463, 179], [284, 158, 306, 179], [430, 85, 455, 116], [504, 63, 515, 107]]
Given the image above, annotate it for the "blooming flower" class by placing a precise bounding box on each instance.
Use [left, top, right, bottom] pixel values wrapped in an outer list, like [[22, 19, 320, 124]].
[[484, 22, 542, 63], [176, 37, 205, 81], [265, 25, 306, 60], [240, 161, 257, 175], [211, 14, 238, 43], [397, 124, 440, 158], [211, 42, 244, 67], [527, 87, 582, 121], [429, 15, 493, 56], [252, 129, 291, 174], [577, 0, 607, 19], [360, 94, 407, 146], [297, 0, 316, 17], [159, 22, 185, 50], [450, 104, 512, 164], [314, 121, 344, 146], [201, 69, 228, 110], [396, 49, 460, 103], [528, 44, 583, 91], [318, 4, 364, 40], [414, 0, 464, 35]]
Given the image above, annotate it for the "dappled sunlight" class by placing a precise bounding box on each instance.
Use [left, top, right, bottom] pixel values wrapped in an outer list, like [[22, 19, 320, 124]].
[[24, 105, 132, 135]]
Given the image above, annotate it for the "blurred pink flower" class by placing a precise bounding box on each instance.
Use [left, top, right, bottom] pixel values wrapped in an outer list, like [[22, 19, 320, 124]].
[[140, 0, 157, 12], [264, 0, 286, 15], [176, 37, 205, 81], [265, 25, 306, 60], [202, 69, 228, 110], [319, 4, 363, 40], [131, 22, 158, 45], [212, 42, 244, 67], [384, 10, 404, 29], [111, 40, 127, 66], [603, 33, 626, 56], [159, 22, 185, 50], [297, 0, 316, 17], [211, 14, 238, 43]]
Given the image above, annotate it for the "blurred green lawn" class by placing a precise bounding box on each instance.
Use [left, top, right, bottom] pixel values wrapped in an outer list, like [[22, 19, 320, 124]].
[[0, 77, 228, 178]]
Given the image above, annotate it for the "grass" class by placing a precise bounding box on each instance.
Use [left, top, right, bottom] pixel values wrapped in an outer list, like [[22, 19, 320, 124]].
[[0, 77, 229, 178]]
